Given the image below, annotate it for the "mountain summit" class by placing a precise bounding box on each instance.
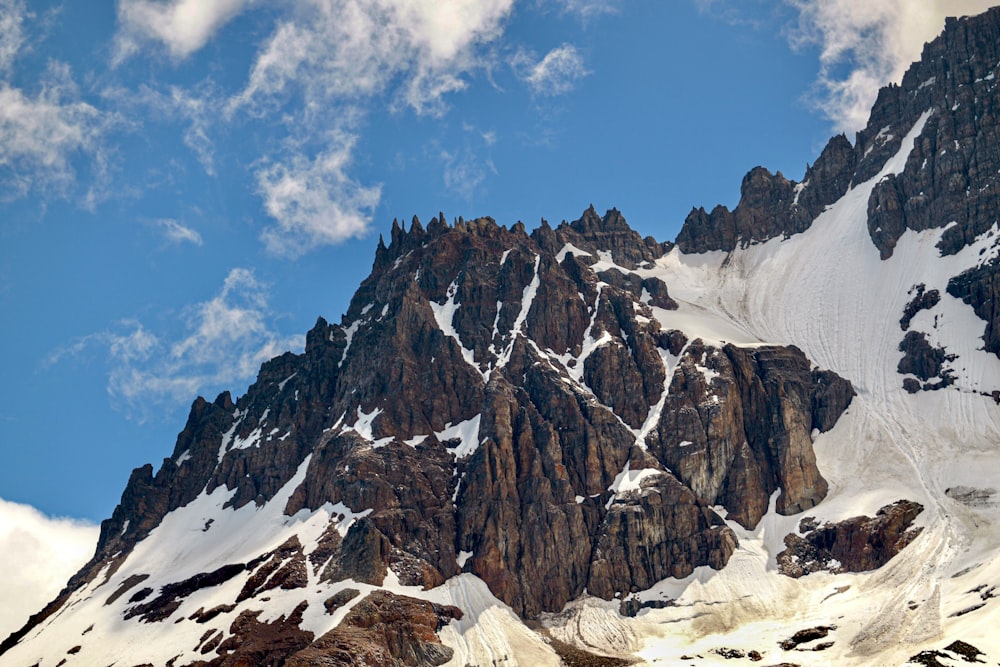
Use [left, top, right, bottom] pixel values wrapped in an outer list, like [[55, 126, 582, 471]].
[[5, 7, 1000, 667]]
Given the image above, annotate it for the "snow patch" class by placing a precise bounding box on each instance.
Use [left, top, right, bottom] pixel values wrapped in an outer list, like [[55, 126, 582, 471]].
[[438, 415, 483, 459], [429, 279, 481, 376]]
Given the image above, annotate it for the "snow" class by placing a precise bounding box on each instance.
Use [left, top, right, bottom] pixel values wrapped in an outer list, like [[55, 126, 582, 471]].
[[438, 415, 482, 459], [633, 347, 681, 450], [427, 575, 561, 667], [510, 254, 540, 339], [344, 406, 392, 448], [429, 279, 482, 376], [277, 372, 296, 391], [404, 433, 428, 448], [217, 415, 243, 462], [457, 550, 472, 568], [792, 179, 808, 205], [490, 254, 541, 373], [338, 319, 362, 368], [606, 462, 665, 508], [323, 501, 373, 538], [231, 426, 262, 451], [555, 242, 591, 263], [547, 283, 613, 388]]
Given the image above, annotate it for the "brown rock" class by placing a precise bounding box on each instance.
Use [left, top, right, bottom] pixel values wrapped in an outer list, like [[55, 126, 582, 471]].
[[777, 500, 924, 577], [284, 591, 461, 667]]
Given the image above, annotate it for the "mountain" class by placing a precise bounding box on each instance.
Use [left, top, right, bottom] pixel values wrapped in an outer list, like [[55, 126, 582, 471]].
[[5, 7, 1000, 667]]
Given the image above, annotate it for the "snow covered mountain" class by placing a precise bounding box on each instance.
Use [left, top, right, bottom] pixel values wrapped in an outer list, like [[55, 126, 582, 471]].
[[5, 7, 1000, 667]]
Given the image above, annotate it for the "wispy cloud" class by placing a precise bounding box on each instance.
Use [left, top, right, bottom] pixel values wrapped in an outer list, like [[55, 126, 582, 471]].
[[104, 82, 220, 176], [438, 123, 499, 199], [553, 0, 622, 20], [0, 0, 26, 73], [114, 0, 254, 62], [0, 41, 108, 199], [784, 0, 998, 133], [255, 136, 381, 257], [440, 148, 497, 200], [221, 0, 513, 255], [45, 269, 304, 420], [0, 497, 97, 640], [513, 44, 590, 96], [228, 0, 513, 119], [150, 218, 203, 245]]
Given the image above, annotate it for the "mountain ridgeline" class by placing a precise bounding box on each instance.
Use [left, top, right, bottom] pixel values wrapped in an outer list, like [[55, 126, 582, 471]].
[[5, 7, 1000, 667]]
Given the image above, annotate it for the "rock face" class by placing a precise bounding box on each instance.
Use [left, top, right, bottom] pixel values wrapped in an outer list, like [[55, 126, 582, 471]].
[[677, 8, 1000, 260], [675, 134, 857, 253], [777, 500, 924, 578], [284, 592, 462, 667], [862, 10, 1000, 260]]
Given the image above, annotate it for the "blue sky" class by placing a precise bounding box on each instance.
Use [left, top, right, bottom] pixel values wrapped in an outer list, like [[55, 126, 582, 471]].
[[1, 0, 997, 526]]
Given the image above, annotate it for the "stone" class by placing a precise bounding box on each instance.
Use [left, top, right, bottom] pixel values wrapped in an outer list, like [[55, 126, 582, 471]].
[[777, 500, 924, 577]]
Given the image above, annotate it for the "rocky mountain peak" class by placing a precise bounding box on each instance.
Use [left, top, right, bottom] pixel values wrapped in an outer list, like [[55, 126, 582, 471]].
[[13, 10, 1000, 667], [678, 7, 1000, 258], [1, 195, 864, 666]]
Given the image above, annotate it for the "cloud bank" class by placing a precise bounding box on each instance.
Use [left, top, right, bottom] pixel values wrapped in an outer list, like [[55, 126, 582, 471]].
[[0, 498, 98, 640], [786, 0, 999, 133]]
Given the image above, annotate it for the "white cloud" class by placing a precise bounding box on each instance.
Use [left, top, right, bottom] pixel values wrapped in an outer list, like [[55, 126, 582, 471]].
[[104, 82, 219, 175], [441, 147, 497, 199], [256, 137, 381, 257], [0, 58, 107, 199], [45, 269, 304, 420], [0, 0, 26, 73], [553, 0, 622, 19], [151, 218, 203, 245], [220, 0, 513, 256], [785, 0, 999, 133], [0, 497, 97, 640], [115, 0, 253, 61], [515, 43, 590, 96], [229, 0, 513, 117]]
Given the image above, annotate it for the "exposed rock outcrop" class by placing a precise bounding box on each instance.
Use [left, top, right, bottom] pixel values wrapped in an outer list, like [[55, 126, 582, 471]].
[[648, 342, 853, 528], [676, 134, 857, 253], [948, 258, 1000, 357], [898, 331, 957, 392], [777, 500, 924, 577], [900, 284, 941, 332], [862, 8, 1000, 259], [284, 592, 462, 667]]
